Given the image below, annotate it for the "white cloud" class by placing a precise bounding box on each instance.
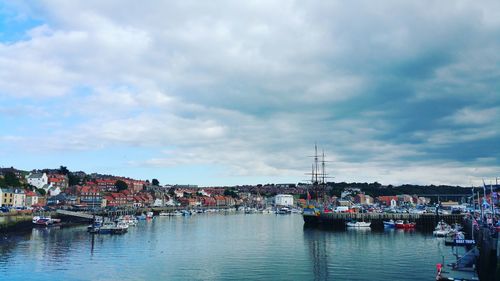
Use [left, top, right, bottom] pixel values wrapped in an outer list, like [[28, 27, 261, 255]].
[[1, 1, 499, 185], [446, 107, 499, 125]]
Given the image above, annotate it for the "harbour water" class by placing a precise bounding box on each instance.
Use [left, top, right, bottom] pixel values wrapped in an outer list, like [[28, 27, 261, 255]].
[[1, 213, 456, 281]]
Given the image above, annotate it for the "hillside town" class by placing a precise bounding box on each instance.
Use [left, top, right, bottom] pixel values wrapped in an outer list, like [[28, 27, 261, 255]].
[[1, 166, 494, 214]]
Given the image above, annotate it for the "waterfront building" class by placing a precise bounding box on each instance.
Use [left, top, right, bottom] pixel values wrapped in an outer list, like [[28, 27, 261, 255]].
[[78, 185, 101, 208], [201, 196, 216, 206], [25, 191, 39, 207], [13, 189, 25, 208], [275, 194, 294, 206], [26, 172, 48, 189], [0, 188, 24, 207], [0, 188, 14, 207], [225, 196, 236, 206], [214, 195, 226, 206]]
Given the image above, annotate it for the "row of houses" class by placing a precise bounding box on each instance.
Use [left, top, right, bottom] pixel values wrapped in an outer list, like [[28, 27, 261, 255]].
[[0, 188, 44, 208]]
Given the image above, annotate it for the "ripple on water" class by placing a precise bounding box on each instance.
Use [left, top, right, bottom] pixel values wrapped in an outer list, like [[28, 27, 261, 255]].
[[1, 215, 456, 281]]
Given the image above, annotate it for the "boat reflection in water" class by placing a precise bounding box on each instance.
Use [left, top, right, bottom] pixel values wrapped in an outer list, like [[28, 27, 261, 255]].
[[303, 225, 330, 281]]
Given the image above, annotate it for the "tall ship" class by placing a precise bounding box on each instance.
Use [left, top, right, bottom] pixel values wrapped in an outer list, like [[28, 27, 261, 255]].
[[302, 144, 330, 225]]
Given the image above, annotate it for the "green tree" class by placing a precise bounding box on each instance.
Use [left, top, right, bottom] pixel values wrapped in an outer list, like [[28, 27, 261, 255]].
[[59, 166, 69, 175], [152, 178, 160, 186], [115, 180, 128, 192], [224, 188, 238, 198], [168, 188, 175, 197], [36, 188, 46, 196], [68, 174, 80, 186], [3, 171, 21, 187]]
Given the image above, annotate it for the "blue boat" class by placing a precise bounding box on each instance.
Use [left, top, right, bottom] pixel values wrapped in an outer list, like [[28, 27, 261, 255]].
[[383, 219, 396, 228]]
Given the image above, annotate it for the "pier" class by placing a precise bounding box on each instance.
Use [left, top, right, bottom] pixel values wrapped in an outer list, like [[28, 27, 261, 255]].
[[316, 213, 465, 230], [56, 210, 103, 221]]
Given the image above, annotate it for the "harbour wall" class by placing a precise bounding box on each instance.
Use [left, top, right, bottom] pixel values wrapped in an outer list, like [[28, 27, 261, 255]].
[[317, 213, 465, 231]]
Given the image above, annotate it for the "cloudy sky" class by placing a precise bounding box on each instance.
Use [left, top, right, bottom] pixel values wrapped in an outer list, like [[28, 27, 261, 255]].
[[0, 1, 499, 186]]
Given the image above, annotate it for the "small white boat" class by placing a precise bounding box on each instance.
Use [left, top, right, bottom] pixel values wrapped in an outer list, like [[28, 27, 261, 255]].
[[346, 221, 371, 228], [119, 215, 137, 226], [433, 220, 451, 237], [32, 216, 61, 226], [146, 211, 154, 219]]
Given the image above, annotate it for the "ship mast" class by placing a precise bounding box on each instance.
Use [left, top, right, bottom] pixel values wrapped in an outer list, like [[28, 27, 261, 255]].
[[314, 144, 319, 185], [322, 149, 326, 185]]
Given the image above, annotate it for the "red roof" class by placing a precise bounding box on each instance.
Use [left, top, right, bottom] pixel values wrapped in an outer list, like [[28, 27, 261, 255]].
[[25, 191, 37, 197]]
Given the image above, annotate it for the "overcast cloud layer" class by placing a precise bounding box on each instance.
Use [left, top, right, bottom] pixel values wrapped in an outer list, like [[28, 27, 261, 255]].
[[0, 1, 499, 186]]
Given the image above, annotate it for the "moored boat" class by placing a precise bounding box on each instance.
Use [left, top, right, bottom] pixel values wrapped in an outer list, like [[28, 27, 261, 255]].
[[395, 220, 416, 229], [276, 207, 291, 214], [302, 206, 320, 224], [383, 219, 396, 228], [32, 216, 62, 226], [346, 220, 371, 228], [94, 221, 128, 234], [433, 220, 451, 237]]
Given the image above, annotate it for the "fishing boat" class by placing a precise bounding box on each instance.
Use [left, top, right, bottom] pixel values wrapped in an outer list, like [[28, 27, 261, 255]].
[[346, 220, 371, 228], [383, 219, 396, 228], [95, 221, 128, 234], [395, 220, 416, 229]]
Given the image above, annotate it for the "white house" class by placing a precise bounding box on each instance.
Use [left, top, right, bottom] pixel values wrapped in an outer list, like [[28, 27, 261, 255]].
[[48, 185, 61, 196], [152, 198, 163, 207], [26, 172, 48, 189], [275, 194, 294, 206], [165, 197, 177, 206]]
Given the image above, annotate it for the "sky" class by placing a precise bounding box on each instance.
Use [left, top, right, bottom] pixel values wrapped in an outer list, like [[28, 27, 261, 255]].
[[0, 1, 499, 187]]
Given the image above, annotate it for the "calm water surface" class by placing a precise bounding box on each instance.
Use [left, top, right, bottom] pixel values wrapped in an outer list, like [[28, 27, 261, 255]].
[[1, 214, 454, 281]]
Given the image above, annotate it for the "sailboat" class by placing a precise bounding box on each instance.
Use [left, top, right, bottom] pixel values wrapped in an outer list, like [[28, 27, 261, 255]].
[[302, 144, 330, 225]]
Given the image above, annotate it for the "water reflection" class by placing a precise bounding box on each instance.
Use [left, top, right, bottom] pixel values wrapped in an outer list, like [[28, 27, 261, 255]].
[[303, 226, 330, 281], [1, 215, 457, 281]]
